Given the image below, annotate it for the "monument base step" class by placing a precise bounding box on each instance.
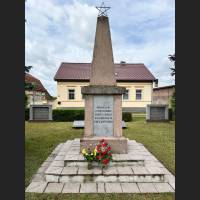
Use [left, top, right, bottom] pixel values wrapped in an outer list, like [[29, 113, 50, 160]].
[[45, 174, 165, 183], [80, 137, 128, 154], [65, 160, 144, 167], [26, 139, 175, 193], [64, 154, 145, 167], [44, 165, 164, 183]]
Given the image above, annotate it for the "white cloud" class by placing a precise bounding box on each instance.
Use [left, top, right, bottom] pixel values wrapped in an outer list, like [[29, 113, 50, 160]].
[[25, 0, 175, 96]]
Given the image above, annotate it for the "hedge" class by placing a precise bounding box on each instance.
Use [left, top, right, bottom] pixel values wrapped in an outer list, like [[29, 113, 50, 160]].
[[53, 109, 84, 122], [25, 109, 133, 122], [25, 108, 29, 121], [122, 112, 133, 122], [168, 108, 175, 121]]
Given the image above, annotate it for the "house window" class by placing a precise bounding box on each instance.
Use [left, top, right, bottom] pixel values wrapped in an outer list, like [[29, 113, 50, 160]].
[[68, 89, 75, 100], [123, 89, 129, 100], [136, 89, 142, 100]]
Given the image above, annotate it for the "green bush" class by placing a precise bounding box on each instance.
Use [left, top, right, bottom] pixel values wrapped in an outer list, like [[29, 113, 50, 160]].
[[25, 108, 133, 122], [25, 108, 29, 121], [53, 109, 84, 122], [122, 112, 133, 122], [170, 91, 175, 113], [168, 108, 175, 121], [25, 93, 28, 109]]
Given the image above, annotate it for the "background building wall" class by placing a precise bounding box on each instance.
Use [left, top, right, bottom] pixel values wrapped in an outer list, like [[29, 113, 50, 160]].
[[56, 81, 153, 110], [152, 87, 175, 106]]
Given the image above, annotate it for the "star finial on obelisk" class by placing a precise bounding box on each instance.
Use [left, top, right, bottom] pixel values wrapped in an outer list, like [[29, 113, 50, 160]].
[[96, 2, 111, 17]]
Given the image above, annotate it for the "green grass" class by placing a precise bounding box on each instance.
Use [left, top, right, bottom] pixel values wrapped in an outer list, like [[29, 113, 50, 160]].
[[124, 117, 175, 174], [25, 117, 175, 200]]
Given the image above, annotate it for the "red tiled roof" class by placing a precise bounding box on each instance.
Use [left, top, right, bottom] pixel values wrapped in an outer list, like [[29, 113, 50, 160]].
[[54, 63, 156, 81], [25, 73, 53, 100]]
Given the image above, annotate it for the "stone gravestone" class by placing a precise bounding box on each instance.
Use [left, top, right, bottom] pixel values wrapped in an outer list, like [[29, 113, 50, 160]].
[[29, 105, 52, 121], [80, 15, 127, 153], [146, 104, 169, 122]]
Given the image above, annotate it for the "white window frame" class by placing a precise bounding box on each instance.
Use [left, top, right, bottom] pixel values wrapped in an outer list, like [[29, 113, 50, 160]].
[[136, 89, 142, 100], [68, 89, 75, 100], [123, 89, 129, 100]]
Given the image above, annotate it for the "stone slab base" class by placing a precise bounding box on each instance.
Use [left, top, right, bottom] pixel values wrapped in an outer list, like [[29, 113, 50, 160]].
[[80, 137, 128, 154], [26, 139, 175, 194]]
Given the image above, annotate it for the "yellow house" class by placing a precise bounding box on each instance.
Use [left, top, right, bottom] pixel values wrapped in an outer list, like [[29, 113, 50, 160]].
[[54, 62, 157, 112]]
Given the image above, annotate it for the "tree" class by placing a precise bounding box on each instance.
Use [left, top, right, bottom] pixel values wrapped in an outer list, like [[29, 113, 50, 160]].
[[25, 65, 35, 108], [25, 65, 32, 74], [169, 54, 175, 76], [25, 66, 34, 90], [169, 53, 175, 119]]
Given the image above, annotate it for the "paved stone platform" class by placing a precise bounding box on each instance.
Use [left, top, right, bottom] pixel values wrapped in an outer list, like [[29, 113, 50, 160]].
[[26, 139, 175, 193]]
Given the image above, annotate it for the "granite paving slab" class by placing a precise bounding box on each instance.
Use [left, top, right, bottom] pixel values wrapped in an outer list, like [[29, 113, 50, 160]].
[[117, 166, 133, 174], [50, 160, 64, 167], [137, 183, 157, 193], [103, 167, 118, 175], [44, 183, 64, 193], [45, 175, 59, 182], [26, 182, 47, 193], [62, 183, 80, 193], [61, 167, 78, 175], [78, 167, 102, 175], [105, 183, 122, 193], [31, 173, 45, 182], [80, 183, 97, 193], [45, 166, 63, 175], [153, 183, 174, 192], [121, 183, 140, 193], [131, 166, 150, 174], [97, 183, 105, 193], [169, 181, 175, 190]]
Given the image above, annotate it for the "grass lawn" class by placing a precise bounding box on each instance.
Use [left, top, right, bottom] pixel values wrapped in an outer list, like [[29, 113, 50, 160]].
[[25, 117, 175, 200]]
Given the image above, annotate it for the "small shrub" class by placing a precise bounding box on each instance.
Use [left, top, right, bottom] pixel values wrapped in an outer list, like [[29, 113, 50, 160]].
[[170, 91, 175, 113], [122, 112, 133, 122], [53, 109, 84, 122], [168, 108, 175, 121], [25, 108, 29, 121]]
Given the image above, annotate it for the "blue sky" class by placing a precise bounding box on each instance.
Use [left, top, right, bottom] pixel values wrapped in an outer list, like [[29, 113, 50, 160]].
[[25, 0, 175, 96]]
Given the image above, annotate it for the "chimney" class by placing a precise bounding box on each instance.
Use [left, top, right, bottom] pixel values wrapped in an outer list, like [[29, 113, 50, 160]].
[[154, 79, 158, 87], [120, 61, 126, 66]]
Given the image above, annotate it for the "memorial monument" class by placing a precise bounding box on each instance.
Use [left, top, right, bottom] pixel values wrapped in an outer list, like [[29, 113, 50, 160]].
[[80, 4, 127, 153]]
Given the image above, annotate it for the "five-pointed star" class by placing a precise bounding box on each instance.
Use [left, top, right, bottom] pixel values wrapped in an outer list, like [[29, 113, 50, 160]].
[[96, 2, 111, 16]]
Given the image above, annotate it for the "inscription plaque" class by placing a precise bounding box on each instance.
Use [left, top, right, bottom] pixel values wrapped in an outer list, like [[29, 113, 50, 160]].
[[93, 95, 113, 136]]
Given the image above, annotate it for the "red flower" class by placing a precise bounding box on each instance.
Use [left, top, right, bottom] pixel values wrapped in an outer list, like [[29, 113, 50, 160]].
[[107, 146, 111, 151], [100, 139, 105, 143], [102, 159, 109, 165], [102, 142, 106, 147], [101, 153, 106, 157], [96, 155, 100, 160]]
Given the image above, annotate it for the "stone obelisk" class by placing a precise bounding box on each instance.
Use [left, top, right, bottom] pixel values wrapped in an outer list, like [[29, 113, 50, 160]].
[[80, 9, 127, 153]]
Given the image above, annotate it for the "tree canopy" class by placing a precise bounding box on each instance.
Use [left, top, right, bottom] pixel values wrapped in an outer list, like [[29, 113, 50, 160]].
[[169, 54, 175, 76]]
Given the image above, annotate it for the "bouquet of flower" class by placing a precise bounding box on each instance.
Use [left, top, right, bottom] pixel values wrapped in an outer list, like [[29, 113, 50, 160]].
[[81, 139, 112, 169], [95, 139, 112, 168], [81, 147, 97, 162]]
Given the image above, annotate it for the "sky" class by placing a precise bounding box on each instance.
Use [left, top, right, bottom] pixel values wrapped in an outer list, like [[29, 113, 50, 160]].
[[25, 0, 175, 96]]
